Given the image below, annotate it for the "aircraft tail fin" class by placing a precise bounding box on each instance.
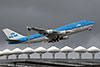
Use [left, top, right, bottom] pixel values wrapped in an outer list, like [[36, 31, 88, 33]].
[[2, 28, 24, 40]]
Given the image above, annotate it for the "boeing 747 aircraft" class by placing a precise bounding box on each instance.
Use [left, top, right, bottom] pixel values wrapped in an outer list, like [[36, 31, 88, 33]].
[[2, 20, 95, 44]]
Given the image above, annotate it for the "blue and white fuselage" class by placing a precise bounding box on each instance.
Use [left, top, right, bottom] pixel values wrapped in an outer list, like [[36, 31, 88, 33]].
[[2, 20, 95, 44]]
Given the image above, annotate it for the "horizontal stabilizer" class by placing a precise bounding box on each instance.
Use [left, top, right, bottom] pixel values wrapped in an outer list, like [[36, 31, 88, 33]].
[[6, 39, 20, 42]]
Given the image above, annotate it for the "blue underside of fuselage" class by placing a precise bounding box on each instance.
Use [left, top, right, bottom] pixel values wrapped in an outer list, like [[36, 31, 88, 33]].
[[8, 20, 95, 44]]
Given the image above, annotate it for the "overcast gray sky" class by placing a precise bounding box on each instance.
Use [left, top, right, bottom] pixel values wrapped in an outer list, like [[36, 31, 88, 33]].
[[0, 0, 100, 59]]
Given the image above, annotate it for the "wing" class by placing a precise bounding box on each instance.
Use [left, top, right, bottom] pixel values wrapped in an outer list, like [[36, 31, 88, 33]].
[[27, 26, 58, 35], [27, 26, 72, 42], [31, 27, 46, 32]]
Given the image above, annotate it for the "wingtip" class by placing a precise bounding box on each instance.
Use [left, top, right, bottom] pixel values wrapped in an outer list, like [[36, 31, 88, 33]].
[[27, 26, 31, 31]]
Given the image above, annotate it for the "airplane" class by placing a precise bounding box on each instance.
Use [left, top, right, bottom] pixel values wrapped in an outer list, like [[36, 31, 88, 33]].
[[2, 20, 95, 44]]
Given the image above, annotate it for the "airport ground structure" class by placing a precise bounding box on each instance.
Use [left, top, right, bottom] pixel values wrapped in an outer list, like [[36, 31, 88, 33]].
[[0, 59, 100, 67], [0, 46, 100, 67]]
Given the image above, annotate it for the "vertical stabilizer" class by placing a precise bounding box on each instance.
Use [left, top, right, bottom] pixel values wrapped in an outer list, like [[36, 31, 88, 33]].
[[2, 28, 24, 40]]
